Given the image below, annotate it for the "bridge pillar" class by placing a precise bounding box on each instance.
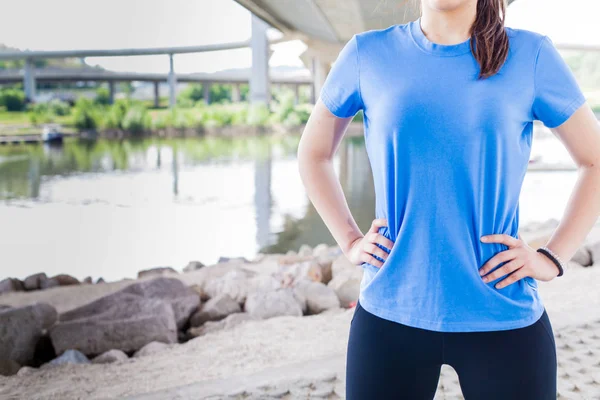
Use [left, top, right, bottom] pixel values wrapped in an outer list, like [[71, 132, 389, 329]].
[[311, 57, 329, 105], [293, 84, 300, 105], [153, 82, 160, 108], [231, 84, 241, 102], [108, 81, 116, 104], [168, 54, 177, 108], [23, 59, 36, 102], [250, 14, 270, 106], [203, 82, 211, 104]]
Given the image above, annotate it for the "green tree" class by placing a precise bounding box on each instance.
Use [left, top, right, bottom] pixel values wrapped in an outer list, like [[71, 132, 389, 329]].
[[0, 89, 25, 111]]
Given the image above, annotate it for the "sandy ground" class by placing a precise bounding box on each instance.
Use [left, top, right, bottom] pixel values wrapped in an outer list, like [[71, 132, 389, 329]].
[[1, 225, 600, 399]]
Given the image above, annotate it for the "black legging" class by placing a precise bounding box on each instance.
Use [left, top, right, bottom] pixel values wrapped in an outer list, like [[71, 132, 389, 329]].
[[346, 300, 557, 399]]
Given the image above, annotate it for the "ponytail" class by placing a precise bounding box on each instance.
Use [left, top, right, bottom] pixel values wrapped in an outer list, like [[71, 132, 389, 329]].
[[470, 0, 509, 79]]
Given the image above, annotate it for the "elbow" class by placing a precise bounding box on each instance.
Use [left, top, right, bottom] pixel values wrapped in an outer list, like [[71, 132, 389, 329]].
[[577, 159, 600, 171]]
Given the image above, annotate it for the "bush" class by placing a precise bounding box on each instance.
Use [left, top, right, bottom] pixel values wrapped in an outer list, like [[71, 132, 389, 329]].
[[282, 111, 302, 127], [293, 103, 313, 124], [246, 103, 270, 126], [103, 99, 129, 130], [229, 103, 248, 125], [201, 104, 236, 128], [0, 89, 26, 111], [178, 84, 204, 105], [27, 106, 54, 125], [25, 99, 71, 125], [122, 105, 151, 134], [95, 87, 111, 105], [73, 98, 101, 131], [154, 108, 195, 130], [176, 96, 195, 109], [47, 99, 71, 116], [272, 92, 295, 123]]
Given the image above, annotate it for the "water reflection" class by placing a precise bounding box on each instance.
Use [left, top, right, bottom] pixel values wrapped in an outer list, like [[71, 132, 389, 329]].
[[0, 132, 579, 281]]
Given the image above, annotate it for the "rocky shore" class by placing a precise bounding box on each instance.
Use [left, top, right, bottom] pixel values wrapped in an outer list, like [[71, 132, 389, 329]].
[[1, 219, 600, 399], [0, 243, 359, 374]]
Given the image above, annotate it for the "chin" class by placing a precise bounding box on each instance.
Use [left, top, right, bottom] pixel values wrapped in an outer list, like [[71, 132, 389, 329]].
[[423, 0, 472, 11]]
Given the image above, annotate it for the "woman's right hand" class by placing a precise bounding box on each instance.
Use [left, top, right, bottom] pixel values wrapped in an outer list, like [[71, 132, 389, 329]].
[[345, 218, 395, 268]]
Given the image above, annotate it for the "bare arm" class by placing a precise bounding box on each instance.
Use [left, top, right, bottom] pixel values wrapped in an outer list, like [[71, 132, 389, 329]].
[[543, 103, 600, 262], [297, 99, 394, 266]]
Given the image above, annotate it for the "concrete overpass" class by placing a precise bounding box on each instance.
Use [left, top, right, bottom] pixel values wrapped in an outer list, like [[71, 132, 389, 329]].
[[0, 33, 283, 107], [0, 67, 311, 107]]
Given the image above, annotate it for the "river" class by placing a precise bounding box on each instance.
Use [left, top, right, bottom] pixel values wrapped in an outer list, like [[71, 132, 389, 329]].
[[0, 128, 579, 281]]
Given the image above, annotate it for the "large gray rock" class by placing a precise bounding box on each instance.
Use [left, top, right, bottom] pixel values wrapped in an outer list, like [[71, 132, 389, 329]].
[[282, 260, 325, 283], [188, 313, 257, 338], [0, 278, 24, 295], [328, 276, 361, 308], [203, 269, 255, 304], [202, 269, 281, 305], [293, 280, 340, 315], [40, 274, 79, 290], [218, 256, 249, 264], [331, 254, 355, 278], [327, 257, 364, 308], [297, 244, 313, 257], [92, 349, 129, 364], [0, 359, 21, 376], [189, 294, 241, 327], [23, 273, 48, 291], [245, 288, 303, 319], [133, 341, 169, 358], [17, 366, 36, 377], [0, 302, 58, 365], [137, 267, 178, 279], [574, 245, 594, 267], [183, 261, 205, 273], [120, 277, 200, 329], [49, 292, 177, 357], [312, 243, 330, 258]]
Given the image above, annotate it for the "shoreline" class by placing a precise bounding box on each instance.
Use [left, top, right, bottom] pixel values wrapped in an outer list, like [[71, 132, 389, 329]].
[[0, 121, 364, 143], [1, 222, 600, 399]]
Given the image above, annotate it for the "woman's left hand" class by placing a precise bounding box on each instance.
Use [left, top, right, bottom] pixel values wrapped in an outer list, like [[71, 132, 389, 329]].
[[478, 233, 561, 289]]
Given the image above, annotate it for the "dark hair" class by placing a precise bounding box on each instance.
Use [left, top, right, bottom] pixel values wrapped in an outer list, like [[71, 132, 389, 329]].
[[415, 0, 509, 79], [471, 0, 509, 79]]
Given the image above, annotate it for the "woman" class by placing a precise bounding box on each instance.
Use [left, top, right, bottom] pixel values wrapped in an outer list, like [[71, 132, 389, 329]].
[[297, 0, 600, 399]]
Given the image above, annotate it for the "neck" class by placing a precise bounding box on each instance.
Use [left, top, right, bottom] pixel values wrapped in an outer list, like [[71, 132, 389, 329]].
[[420, 2, 477, 45]]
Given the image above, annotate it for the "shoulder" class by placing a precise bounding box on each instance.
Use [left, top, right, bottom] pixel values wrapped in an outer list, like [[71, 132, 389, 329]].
[[356, 23, 404, 40], [505, 26, 548, 54], [354, 22, 409, 52]]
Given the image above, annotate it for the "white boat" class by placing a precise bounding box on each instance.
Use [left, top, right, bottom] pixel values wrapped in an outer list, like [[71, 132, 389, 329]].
[[41, 124, 64, 143]]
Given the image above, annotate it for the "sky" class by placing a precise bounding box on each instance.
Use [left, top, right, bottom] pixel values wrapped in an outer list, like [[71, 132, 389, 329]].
[[0, 0, 598, 74]]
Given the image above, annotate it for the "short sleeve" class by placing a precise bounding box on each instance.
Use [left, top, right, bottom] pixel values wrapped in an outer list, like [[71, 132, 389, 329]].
[[532, 35, 586, 128], [319, 34, 364, 118]]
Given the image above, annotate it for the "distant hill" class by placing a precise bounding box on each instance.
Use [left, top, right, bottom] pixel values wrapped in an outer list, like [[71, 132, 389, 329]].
[[0, 43, 101, 70]]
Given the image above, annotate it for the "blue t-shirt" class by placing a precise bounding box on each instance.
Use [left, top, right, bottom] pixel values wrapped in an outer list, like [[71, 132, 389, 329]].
[[319, 17, 586, 332]]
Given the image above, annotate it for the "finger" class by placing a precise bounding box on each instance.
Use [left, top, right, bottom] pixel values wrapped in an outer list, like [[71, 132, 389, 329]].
[[478, 249, 517, 276], [481, 258, 523, 283], [368, 232, 394, 251], [368, 218, 388, 234], [481, 233, 520, 248], [360, 252, 383, 268], [494, 268, 528, 290], [364, 242, 390, 261]]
